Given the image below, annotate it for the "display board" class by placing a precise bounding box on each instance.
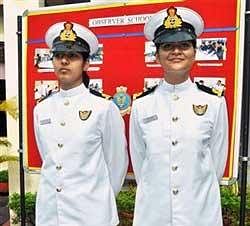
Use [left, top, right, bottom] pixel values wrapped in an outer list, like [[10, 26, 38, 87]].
[[22, 0, 243, 182]]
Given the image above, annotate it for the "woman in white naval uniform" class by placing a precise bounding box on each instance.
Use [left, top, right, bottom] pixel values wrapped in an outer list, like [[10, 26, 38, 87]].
[[130, 7, 228, 226], [33, 22, 128, 226]]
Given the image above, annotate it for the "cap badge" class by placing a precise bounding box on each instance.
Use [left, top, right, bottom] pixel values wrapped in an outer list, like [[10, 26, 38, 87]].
[[193, 104, 208, 116], [60, 22, 77, 42], [164, 6, 183, 29], [79, 110, 92, 121]]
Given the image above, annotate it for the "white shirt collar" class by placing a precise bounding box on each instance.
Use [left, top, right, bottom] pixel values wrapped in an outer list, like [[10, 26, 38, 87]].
[[59, 83, 88, 97], [159, 77, 192, 93]]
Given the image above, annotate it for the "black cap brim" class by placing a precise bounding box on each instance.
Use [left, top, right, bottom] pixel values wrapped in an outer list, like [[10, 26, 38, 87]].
[[154, 30, 196, 44], [51, 40, 90, 54]]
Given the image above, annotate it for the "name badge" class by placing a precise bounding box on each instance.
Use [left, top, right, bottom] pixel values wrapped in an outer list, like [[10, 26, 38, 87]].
[[40, 118, 51, 125], [143, 115, 158, 124]]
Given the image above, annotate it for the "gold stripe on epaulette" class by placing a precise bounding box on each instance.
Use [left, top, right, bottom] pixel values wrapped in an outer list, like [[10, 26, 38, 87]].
[[102, 93, 112, 100], [211, 88, 224, 97], [133, 92, 143, 100]]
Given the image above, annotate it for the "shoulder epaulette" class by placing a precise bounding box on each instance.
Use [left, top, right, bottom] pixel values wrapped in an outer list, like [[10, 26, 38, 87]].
[[89, 89, 112, 100], [37, 90, 58, 103], [195, 82, 224, 97], [133, 85, 158, 100]]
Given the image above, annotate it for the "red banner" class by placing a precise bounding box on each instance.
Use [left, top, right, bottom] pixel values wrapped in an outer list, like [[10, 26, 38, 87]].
[[23, 0, 240, 181]]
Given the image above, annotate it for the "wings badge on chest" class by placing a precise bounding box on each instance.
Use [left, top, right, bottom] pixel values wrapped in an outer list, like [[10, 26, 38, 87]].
[[79, 110, 92, 121], [192, 104, 208, 116]]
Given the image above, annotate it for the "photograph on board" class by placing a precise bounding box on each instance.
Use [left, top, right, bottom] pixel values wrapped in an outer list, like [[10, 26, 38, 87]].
[[88, 78, 103, 93], [89, 44, 103, 65], [144, 77, 162, 91], [196, 38, 227, 61], [34, 80, 58, 103], [194, 77, 226, 96], [34, 48, 53, 72]]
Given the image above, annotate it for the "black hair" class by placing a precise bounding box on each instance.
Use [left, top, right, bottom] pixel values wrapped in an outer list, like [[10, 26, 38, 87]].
[[51, 51, 90, 60], [80, 52, 90, 88], [82, 71, 90, 88], [80, 52, 90, 61]]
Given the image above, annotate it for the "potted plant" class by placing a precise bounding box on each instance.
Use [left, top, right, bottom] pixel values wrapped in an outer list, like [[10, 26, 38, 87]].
[[8, 192, 36, 226], [116, 186, 135, 226], [220, 185, 240, 226], [0, 97, 19, 166], [0, 97, 18, 166], [0, 96, 18, 120], [0, 96, 19, 193], [0, 137, 18, 194], [0, 170, 8, 193]]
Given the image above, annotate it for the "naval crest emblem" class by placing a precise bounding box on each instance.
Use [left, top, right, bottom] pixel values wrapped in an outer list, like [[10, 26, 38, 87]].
[[113, 86, 131, 116]]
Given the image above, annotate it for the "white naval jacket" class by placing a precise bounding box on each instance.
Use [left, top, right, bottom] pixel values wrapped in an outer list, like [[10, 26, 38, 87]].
[[33, 83, 128, 226], [130, 78, 228, 226]]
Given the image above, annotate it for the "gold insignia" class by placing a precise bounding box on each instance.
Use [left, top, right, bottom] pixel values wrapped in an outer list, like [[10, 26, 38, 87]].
[[133, 92, 143, 100], [212, 88, 223, 96], [164, 6, 183, 29], [193, 104, 208, 116], [79, 110, 92, 121], [211, 86, 225, 97], [60, 22, 77, 42], [102, 93, 112, 100]]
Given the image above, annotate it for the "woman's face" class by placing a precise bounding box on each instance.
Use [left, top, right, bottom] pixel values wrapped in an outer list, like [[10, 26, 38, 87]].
[[156, 41, 196, 78], [52, 52, 89, 90]]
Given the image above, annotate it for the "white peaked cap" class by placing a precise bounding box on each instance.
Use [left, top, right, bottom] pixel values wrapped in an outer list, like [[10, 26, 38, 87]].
[[144, 7, 204, 42], [45, 22, 99, 55]]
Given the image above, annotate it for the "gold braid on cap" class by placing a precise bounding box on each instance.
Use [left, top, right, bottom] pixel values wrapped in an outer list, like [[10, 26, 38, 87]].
[[164, 6, 183, 29]]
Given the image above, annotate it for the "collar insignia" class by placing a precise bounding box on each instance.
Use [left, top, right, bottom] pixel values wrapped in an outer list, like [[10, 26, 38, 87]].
[[79, 110, 92, 121], [60, 22, 77, 42], [193, 104, 208, 116], [164, 6, 183, 29]]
